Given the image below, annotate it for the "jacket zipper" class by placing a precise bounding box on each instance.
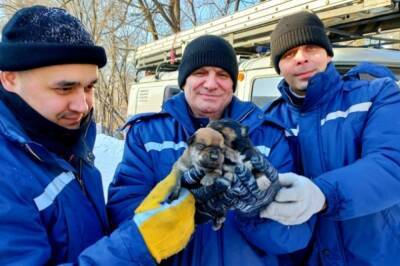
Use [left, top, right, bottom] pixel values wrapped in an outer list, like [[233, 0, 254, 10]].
[[238, 105, 255, 123], [316, 110, 347, 266], [75, 158, 87, 196]]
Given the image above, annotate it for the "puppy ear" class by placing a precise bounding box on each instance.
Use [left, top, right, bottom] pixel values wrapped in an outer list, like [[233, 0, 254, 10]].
[[207, 120, 222, 131], [240, 125, 249, 137], [187, 134, 196, 145]]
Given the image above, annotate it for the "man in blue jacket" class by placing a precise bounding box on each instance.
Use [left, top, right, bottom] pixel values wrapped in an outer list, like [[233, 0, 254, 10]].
[[262, 10, 400, 265], [108, 35, 313, 265], [0, 5, 199, 265]]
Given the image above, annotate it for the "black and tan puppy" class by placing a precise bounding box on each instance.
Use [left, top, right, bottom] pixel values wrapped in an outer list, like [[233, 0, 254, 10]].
[[169, 127, 226, 200], [207, 119, 271, 190], [176, 127, 225, 184]]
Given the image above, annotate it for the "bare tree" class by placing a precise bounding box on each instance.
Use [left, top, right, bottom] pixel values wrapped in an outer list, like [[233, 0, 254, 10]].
[[0, 0, 259, 136], [185, 0, 197, 25], [67, 0, 138, 134], [0, 0, 137, 135], [138, 0, 159, 40]]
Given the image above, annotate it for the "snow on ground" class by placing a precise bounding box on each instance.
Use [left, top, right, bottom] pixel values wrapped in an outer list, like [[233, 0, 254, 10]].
[[93, 134, 125, 200]]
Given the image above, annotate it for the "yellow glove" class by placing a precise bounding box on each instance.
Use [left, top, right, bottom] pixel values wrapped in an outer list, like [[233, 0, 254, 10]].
[[134, 167, 195, 263]]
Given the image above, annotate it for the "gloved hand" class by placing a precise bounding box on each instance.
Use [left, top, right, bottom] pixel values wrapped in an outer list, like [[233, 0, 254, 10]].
[[250, 151, 280, 184], [181, 167, 233, 229], [260, 172, 326, 225], [227, 156, 281, 217], [134, 167, 195, 263]]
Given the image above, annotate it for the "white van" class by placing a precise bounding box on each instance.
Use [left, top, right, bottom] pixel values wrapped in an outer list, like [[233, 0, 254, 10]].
[[127, 47, 400, 117], [128, 71, 179, 115]]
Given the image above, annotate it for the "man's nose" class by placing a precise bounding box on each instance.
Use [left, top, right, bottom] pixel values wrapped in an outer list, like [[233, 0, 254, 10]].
[[294, 48, 308, 65], [69, 88, 89, 113], [203, 74, 218, 89]]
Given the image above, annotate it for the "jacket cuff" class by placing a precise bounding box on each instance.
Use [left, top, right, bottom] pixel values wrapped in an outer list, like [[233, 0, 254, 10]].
[[313, 177, 340, 217], [116, 220, 155, 264], [234, 213, 311, 254]]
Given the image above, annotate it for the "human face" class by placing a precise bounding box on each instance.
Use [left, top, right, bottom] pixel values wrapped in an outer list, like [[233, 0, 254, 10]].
[[3, 64, 98, 129], [184, 66, 234, 120], [278, 45, 332, 95]]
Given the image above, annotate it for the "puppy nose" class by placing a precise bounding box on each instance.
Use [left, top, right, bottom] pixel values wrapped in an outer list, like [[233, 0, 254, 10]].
[[209, 149, 220, 161]]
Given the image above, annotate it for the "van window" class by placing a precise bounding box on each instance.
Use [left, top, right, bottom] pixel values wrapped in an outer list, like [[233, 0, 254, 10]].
[[251, 76, 282, 108], [336, 65, 400, 80], [163, 86, 181, 103], [251, 66, 400, 109]]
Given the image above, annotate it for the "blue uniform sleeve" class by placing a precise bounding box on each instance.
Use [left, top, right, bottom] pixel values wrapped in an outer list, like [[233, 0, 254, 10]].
[[107, 123, 157, 227], [235, 215, 316, 254], [235, 125, 314, 254], [0, 167, 155, 265], [0, 173, 51, 265], [78, 221, 155, 265], [314, 78, 400, 220]]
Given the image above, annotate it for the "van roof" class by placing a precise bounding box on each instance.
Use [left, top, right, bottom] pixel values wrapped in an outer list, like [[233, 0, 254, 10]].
[[136, 70, 179, 83]]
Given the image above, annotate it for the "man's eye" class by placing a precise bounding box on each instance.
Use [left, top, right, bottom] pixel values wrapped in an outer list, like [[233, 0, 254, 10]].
[[217, 72, 230, 79], [85, 84, 95, 92], [193, 71, 206, 76], [56, 87, 72, 93], [282, 50, 296, 59]]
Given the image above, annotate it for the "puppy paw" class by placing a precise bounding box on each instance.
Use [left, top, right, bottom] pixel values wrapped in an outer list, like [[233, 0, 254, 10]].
[[223, 171, 234, 182], [200, 175, 215, 186], [224, 147, 242, 164], [243, 160, 253, 171], [212, 216, 226, 231], [167, 182, 181, 203]]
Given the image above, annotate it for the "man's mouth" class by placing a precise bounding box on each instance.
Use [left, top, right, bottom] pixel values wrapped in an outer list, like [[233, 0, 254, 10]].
[[295, 70, 316, 80], [200, 93, 220, 98], [61, 115, 83, 125]]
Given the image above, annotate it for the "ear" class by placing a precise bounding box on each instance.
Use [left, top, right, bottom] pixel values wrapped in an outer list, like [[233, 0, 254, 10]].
[[240, 125, 249, 137], [0, 71, 19, 93], [187, 133, 196, 145]]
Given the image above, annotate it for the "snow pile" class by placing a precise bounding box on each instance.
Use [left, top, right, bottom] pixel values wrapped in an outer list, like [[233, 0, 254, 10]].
[[93, 134, 125, 199]]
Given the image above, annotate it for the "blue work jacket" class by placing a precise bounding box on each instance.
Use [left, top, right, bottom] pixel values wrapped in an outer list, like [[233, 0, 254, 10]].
[[266, 62, 400, 266], [108, 93, 314, 266], [0, 100, 153, 265]]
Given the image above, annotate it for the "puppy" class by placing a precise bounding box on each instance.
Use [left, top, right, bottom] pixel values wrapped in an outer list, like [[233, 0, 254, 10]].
[[176, 127, 225, 185], [207, 119, 271, 190], [169, 127, 226, 200], [167, 127, 229, 230]]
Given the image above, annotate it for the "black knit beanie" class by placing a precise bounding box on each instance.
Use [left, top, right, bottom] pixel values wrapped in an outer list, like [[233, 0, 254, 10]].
[[178, 35, 238, 91], [0, 5, 107, 71], [270, 11, 333, 73]]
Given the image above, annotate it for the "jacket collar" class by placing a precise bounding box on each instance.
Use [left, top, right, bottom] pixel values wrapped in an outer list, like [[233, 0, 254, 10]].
[[278, 63, 342, 111], [0, 99, 31, 144], [0, 100, 95, 169], [162, 92, 261, 134]]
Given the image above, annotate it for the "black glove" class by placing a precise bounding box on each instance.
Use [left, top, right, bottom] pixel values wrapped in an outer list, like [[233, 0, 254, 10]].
[[181, 168, 234, 229], [227, 153, 281, 217]]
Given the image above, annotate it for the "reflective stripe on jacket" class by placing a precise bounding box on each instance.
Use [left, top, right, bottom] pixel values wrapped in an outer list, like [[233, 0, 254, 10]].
[[0, 100, 153, 265], [108, 93, 314, 266], [267, 62, 400, 266]]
